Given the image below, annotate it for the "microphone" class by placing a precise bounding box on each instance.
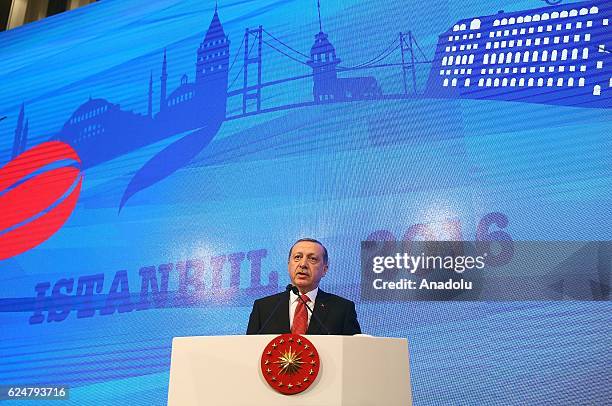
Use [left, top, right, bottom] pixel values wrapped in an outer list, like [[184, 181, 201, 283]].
[[290, 285, 330, 335], [255, 284, 293, 334]]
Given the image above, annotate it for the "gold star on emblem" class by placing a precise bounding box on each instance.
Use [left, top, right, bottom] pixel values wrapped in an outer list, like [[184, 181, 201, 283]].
[[304, 377, 309, 382], [272, 377, 276, 381], [287, 383, 293, 389], [304, 344, 309, 349], [310, 360, 316, 365], [309, 352, 314, 357], [297, 382, 302, 387], [272, 342, 277, 349], [279, 339, 284, 344], [278, 382, 283, 387], [266, 351, 272, 355], [288, 337, 293, 342], [309, 369, 314, 375], [297, 338, 302, 344], [266, 368, 271, 374], [265, 359, 270, 365], [274, 345, 305, 375]]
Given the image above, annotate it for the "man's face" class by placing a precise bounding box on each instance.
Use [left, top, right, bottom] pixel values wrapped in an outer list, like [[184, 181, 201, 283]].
[[288, 241, 328, 293]]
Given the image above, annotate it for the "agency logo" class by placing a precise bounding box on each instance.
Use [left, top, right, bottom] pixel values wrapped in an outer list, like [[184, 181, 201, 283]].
[[0, 141, 83, 260]]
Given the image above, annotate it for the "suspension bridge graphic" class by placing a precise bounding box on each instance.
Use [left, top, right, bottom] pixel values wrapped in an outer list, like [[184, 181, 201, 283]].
[[223, 24, 428, 120]]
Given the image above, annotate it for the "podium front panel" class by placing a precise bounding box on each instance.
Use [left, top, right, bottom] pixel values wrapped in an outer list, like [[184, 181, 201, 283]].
[[167, 335, 411, 406]]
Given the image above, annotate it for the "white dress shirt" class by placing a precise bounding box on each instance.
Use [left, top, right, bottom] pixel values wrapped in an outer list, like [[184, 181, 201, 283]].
[[289, 287, 318, 330]]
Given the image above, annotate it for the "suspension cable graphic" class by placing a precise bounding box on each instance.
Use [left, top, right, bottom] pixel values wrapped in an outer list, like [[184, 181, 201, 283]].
[[262, 39, 311, 66], [262, 28, 310, 59], [228, 36, 257, 90], [411, 36, 428, 61], [228, 35, 245, 72], [341, 37, 400, 69]]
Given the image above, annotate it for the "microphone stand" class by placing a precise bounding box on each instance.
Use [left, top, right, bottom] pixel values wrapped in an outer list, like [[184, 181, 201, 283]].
[[255, 284, 292, 334]]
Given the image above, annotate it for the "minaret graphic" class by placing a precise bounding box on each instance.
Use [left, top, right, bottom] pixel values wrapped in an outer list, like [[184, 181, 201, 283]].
[[21, 119, 28, 153], [11, 103, 26, 159], [160, 49, 168, 113], [148, 72, 153, 117]]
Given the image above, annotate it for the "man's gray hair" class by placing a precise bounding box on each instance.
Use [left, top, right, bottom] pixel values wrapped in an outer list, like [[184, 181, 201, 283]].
[[288, 238, 328, 264]]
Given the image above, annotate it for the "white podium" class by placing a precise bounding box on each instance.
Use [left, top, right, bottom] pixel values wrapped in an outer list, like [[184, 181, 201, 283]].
[[167, 335, 412, 406]]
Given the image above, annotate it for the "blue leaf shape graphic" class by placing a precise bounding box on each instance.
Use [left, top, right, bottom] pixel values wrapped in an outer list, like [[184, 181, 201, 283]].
[[119, 123, 221, 212]]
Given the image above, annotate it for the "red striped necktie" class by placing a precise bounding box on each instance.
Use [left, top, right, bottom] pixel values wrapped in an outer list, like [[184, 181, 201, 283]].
[[291, 294, 310, 335]]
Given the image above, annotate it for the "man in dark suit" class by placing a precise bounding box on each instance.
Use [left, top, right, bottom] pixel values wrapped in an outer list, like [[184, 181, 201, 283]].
[[246, 238, 361, 335]]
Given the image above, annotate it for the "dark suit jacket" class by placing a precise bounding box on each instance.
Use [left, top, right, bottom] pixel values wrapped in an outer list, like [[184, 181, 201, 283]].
[[246, 289, 361, 335]]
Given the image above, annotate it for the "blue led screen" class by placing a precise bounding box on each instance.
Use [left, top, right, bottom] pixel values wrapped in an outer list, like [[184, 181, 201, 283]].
[[0, 0, 610, 404]]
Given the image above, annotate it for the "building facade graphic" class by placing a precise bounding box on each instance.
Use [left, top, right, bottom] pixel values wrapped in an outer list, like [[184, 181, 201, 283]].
[[426, 1, 611, 108]]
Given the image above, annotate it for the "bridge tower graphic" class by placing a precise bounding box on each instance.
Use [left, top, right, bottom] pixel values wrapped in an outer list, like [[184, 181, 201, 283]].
[[400, 31, 428, 95], [242, 26, 263, 115]]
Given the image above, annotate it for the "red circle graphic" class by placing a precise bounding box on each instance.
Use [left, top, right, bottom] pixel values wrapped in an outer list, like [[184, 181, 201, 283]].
[[260, 334, 321, 395], [0, 141, 83, 260]]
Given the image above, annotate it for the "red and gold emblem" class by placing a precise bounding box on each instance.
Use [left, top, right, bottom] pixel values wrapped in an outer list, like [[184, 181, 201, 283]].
[[260, 334, 320, 395]]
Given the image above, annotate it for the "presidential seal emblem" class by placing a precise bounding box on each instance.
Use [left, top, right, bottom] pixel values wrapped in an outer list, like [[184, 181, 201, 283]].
[[260, 333, 320, 395]]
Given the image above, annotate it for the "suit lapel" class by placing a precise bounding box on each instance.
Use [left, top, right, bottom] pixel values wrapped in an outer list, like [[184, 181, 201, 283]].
[[306, 289, 330, 335], [275, 291, 291, 334]]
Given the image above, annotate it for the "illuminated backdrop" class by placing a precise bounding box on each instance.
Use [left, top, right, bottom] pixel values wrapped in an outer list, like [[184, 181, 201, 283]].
[[0, 0, 610, 404]]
